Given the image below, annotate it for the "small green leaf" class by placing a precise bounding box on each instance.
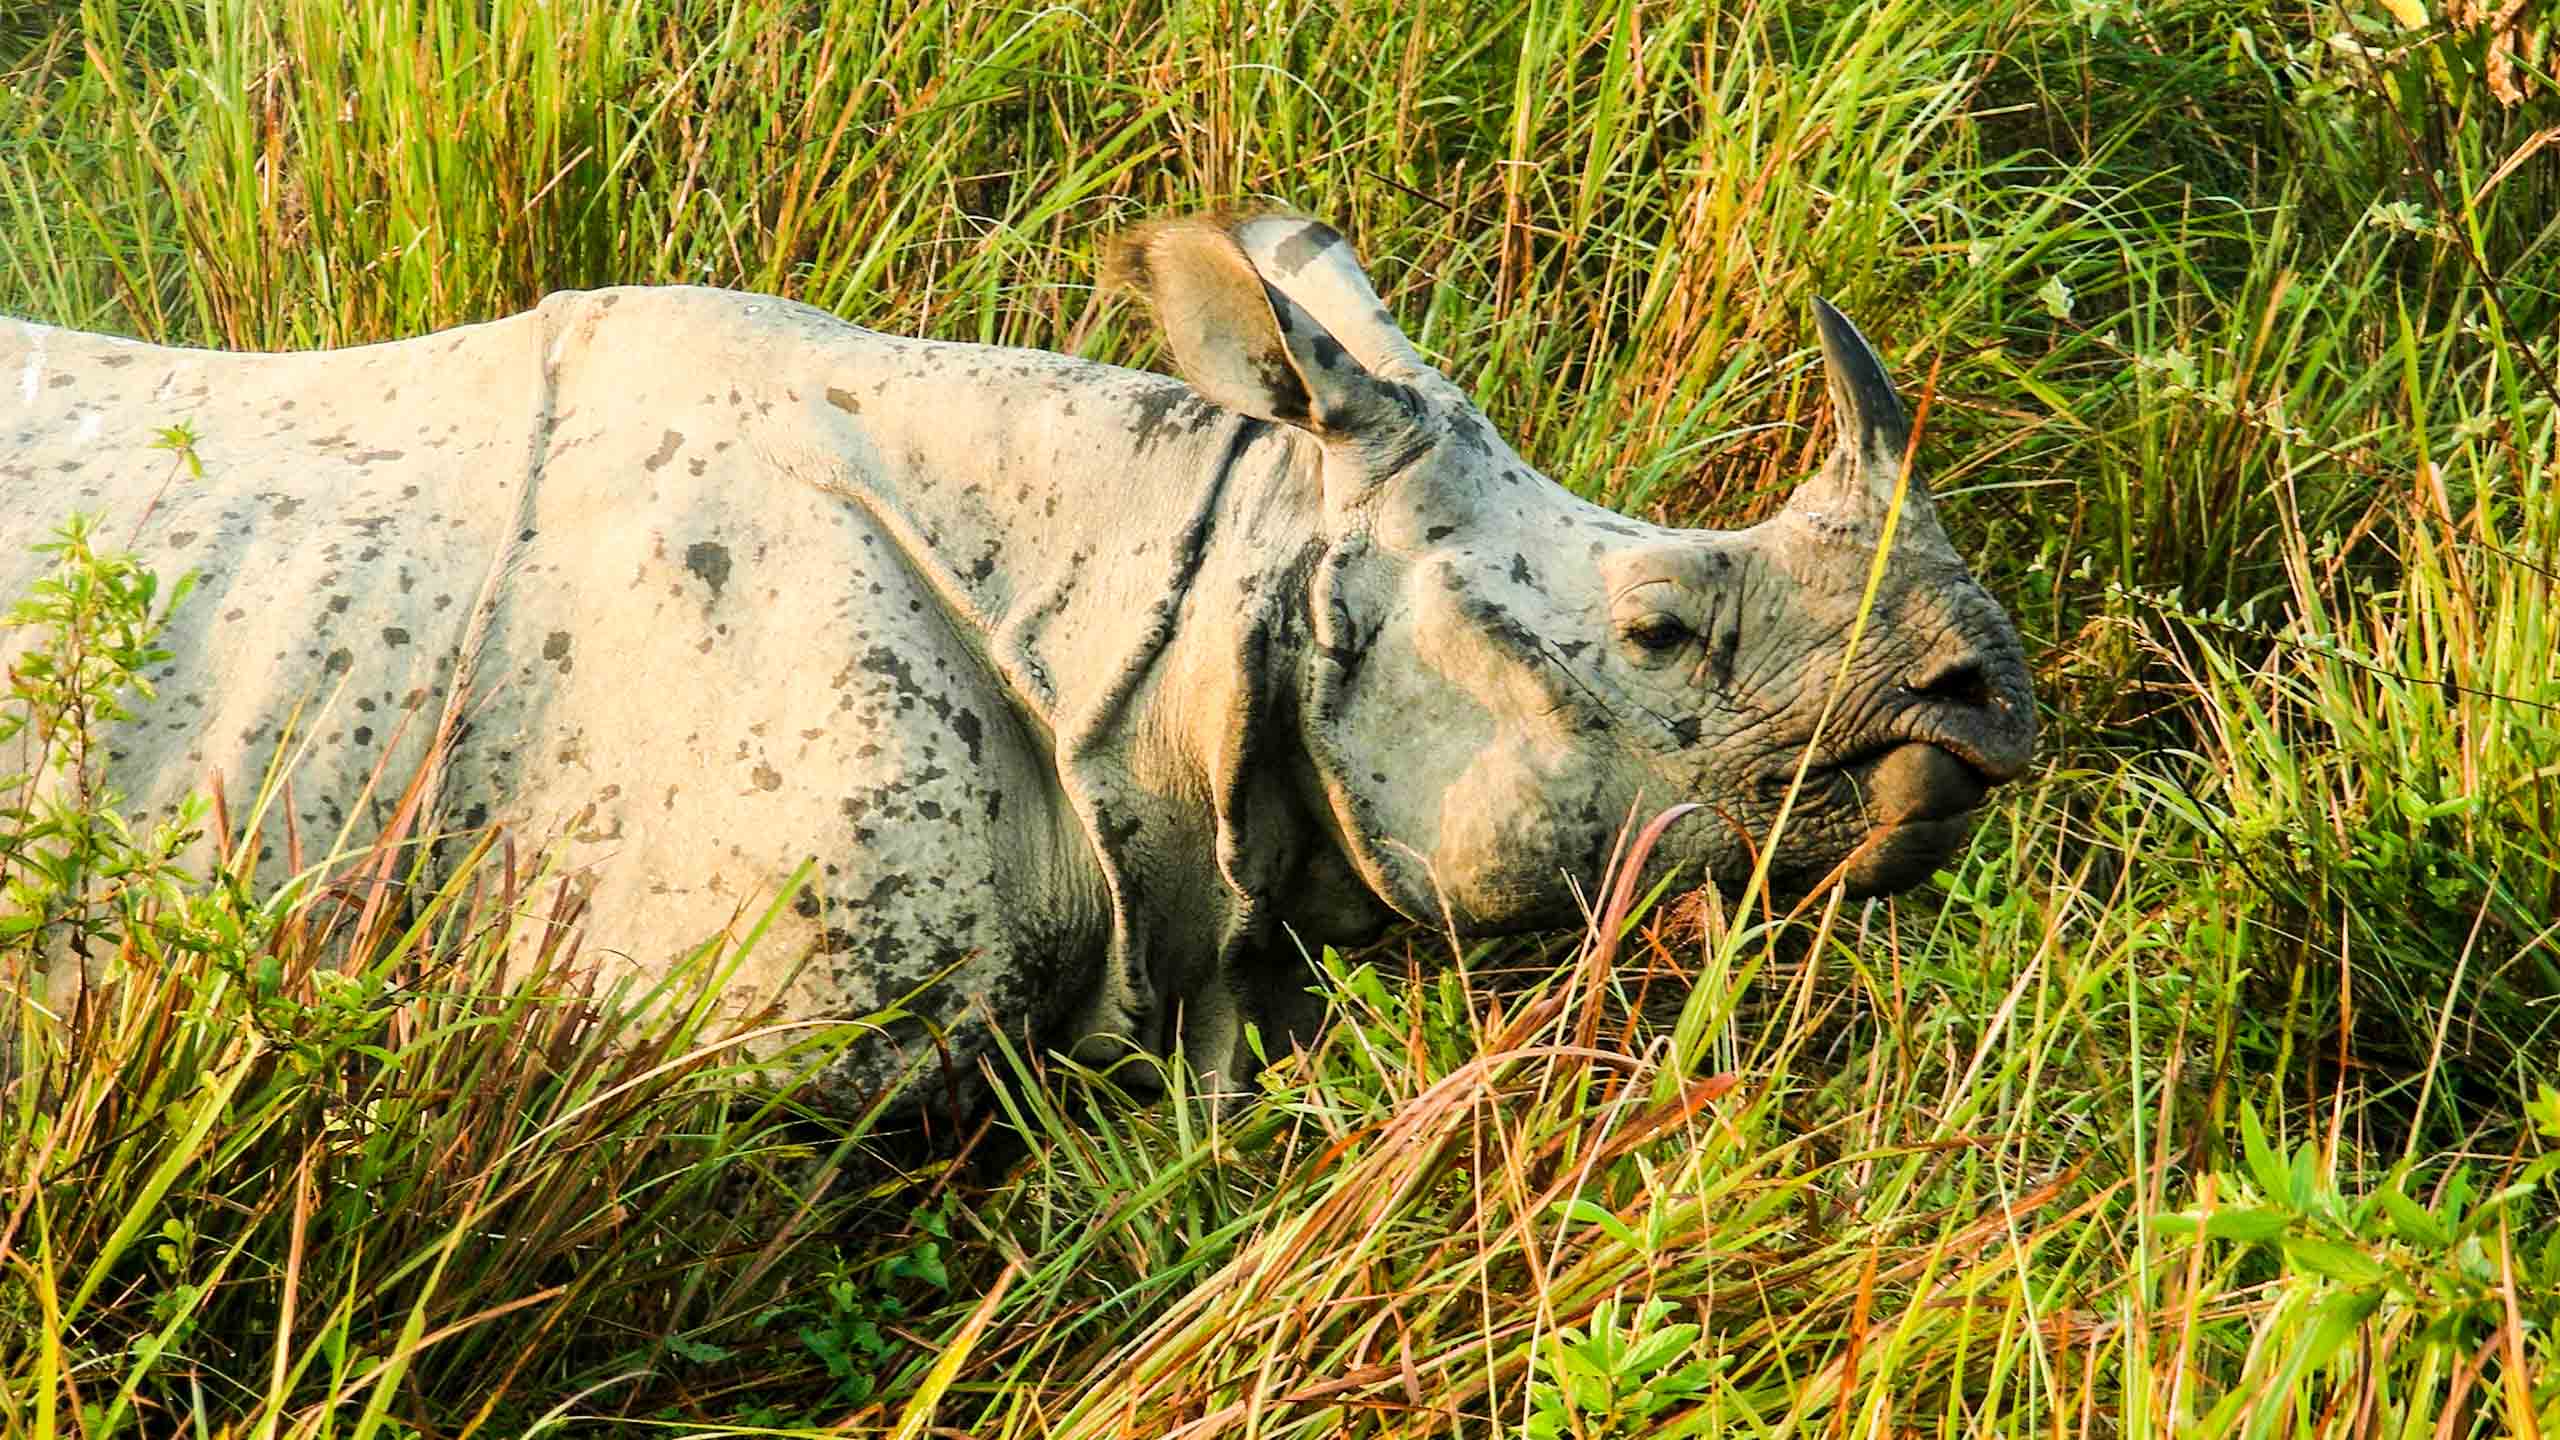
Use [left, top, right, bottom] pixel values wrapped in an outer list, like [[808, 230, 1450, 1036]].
[[666, 1335, 730, 1364], [2527, 1084, 2560, 1140], [2296, 1286, 2383, 1371], [1620, 1323, 1701, 1375], [1565, 1364, 1613, 1413], [2240, 1103, 2286, 1203], [2379, 1179, 2451, 1249], [2283, 1237, 2391, 1287], [2200, 1207, 2290, 1244], [1553, 1197, 1640, 1250]]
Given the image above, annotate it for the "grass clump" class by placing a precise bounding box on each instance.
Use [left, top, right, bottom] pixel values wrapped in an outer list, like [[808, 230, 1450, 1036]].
[[3, 0, 2559, 1432], [0, 523, 904, 1433]]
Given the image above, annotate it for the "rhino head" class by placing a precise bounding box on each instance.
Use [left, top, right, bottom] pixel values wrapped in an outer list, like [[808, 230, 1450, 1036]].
[[1111, 214, 2035, 934]]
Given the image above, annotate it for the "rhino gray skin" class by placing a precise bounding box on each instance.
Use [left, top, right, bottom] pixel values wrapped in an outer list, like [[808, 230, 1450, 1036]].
[[1, 213, 2033, 1114]]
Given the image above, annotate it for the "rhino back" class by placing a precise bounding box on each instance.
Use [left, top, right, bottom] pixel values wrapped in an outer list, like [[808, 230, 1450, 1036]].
[[0, 313, 545, 867], [5, 287, 1301, 1112], [434, 288, 1124, 1099]]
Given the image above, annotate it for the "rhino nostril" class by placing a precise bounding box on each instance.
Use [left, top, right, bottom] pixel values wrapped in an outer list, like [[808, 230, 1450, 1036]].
[[1904, 659, 1992, 711]]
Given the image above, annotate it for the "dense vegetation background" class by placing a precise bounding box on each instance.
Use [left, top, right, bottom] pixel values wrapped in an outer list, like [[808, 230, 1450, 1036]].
[[2, 0, 2556, 1433]]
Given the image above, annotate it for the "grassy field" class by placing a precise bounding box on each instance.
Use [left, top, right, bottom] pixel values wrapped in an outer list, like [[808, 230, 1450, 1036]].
[[4, 0, 2559, 1433]]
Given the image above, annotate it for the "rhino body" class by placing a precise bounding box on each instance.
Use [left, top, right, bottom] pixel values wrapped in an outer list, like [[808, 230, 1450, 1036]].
[[2, 215, 2035, 1115]]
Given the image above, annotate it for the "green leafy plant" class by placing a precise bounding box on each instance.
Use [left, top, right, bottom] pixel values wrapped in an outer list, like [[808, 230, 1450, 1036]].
[[0, 513, 199, 960], [1528, 1293, 1717, 1439]]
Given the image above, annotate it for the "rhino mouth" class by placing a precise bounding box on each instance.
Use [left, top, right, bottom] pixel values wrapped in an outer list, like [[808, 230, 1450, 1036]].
[[1755, 740, 1998, 897], [1833, 741, 1997, 894]]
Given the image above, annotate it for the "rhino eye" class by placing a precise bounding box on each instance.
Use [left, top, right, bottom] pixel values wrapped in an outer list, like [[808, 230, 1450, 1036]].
[[1624, 614, 1693, 654]]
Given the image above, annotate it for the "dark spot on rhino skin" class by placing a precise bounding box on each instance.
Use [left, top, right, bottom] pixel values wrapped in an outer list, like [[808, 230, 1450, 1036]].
[[860, 646, 954, 724], [381, 626, 409, 646], [356, 449, 404, 464], [357, 697, 376, 712], [328, 594, 351, 614], [99, 353, 133, 368], [48, 371, 72, 388], [353, 725, 373, 746], [1509, 553, 1537, 587], [1252, 346, 1312, 423], [793, 890, 821, 919], [543, 630, 573, 673], [826, 386, 862, 414], [952, 707, 983, 764], [1556, 639, 1590, 659], [752, 762, 782, 792], [1126, 383, 1194, 453], [1273, 220, 1343, 276], [271, 496, 302, 520], [688, 457, 706, 476], [1306, 329, 1346, 372], [1426, 525, 1456, 542], [1098, 809, 1144, 852], [685, 541, 732, 599], [168, 530, 197, 549], [324, 647, 353, 674]]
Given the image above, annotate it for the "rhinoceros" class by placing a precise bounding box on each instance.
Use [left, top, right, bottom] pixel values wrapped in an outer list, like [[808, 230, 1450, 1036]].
[[2, 212, 2033, 1115]]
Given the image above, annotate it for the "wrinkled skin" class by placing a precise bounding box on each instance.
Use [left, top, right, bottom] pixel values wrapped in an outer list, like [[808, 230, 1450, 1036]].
[[0, 212, 2032, 1119]]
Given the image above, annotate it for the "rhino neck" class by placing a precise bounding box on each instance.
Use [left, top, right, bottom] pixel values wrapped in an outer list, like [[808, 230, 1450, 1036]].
[[767, 329, 1394, 1081], [1061, 413, 1398, 1073]]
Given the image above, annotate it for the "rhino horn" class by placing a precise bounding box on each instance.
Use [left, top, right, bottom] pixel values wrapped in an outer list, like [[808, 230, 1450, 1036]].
[[1785, 298, 1953, 557]]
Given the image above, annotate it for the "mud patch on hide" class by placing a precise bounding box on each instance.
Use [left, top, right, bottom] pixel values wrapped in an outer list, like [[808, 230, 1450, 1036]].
[[643, 429, 685, 472], [685, 541, 732, 599]]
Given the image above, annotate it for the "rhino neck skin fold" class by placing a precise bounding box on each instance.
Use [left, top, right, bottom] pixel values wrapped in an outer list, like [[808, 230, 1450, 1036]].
[[0, 211, 2035, 1121]]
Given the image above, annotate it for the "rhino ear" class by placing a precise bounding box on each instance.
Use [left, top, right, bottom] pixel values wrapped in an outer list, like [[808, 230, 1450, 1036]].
[[1106, 217, 1409, 439]]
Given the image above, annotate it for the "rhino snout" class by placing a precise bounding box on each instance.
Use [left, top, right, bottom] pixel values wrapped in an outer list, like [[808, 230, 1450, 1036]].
[[1898, 650, 2036, 783], [1831, 635, 2036, 889], [1833, 742, 1993, 895], [1858, 741, 1989, 825]]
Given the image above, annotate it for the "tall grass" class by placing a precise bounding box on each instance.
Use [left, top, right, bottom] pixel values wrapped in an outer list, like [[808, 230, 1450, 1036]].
[[2, 0, 2556, 1432]]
